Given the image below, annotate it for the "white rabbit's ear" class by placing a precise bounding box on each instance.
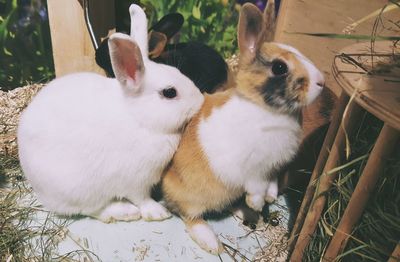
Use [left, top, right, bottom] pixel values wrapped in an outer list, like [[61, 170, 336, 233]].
[[109, 33, 144, 92], [238, 3, 264, 58], [261, 0, 276, 42], [129, 4, 149, 59]]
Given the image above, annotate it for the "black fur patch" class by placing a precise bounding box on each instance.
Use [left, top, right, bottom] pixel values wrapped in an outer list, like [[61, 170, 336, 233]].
[[259, 74, 289, 108]]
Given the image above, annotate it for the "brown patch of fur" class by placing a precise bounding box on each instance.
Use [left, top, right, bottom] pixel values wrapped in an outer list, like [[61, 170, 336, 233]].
[[162, 90, 242, 219], [184, 217, 207, 227]]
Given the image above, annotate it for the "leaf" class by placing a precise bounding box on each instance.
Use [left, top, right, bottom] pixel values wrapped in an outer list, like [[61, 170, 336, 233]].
[[192, 5, 201, 19]]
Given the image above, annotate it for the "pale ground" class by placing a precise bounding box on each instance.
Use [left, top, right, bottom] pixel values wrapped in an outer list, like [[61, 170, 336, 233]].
[[53, 197, 289, 261]]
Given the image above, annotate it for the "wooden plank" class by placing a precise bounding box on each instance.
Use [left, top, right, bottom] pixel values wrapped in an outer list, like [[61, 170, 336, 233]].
[[47, 0, 114, 77], [323, 124, 399, 261]]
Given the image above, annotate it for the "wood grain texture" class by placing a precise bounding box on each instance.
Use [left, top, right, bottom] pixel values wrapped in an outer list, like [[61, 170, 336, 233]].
[[47, 0, 115, 77]]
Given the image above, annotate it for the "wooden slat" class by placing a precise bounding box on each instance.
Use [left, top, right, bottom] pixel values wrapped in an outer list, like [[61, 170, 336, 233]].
[[289, 99, 363, 261], [47, 0, 115, 77], [323, 124, 399, 261]]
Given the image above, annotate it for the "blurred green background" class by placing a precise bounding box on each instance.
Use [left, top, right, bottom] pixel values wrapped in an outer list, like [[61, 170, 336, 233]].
[[0, 0, 54, 91], [141, 0, 239, 58]]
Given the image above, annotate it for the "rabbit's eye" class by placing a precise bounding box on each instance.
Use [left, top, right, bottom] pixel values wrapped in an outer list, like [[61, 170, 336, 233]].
[[162, 87, 177, 99], [271, 60, 288, 76]]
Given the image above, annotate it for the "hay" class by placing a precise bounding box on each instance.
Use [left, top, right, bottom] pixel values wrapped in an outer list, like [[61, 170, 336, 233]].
[[253, 225, 289, 262], [0, 84, 97, 261], [0, 84, 43, 157], [304, 111, 400, 261], [0, 154, 73, 261], [0, 156, 99, 261]]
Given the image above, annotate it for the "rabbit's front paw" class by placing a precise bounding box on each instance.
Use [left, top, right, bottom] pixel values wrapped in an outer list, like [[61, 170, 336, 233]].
[[265, 177, 278, 204], [246, 193, 265, 211], [139, 200, 172, 221], [265, 181, 278, 204], [96, 201, 141, 223]]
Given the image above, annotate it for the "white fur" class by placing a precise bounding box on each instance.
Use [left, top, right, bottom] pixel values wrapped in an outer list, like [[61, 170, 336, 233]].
[[187, 223, 223, 255], [95, 201, 141, 223], [129, 4, 148, 58], [276, 43, 324, 104], [18, 5, 204, 221], [265, 174, 278, 203], [198, 95, 301, 211], [198, 95, 302, 203], [139, 199, 171, 221]]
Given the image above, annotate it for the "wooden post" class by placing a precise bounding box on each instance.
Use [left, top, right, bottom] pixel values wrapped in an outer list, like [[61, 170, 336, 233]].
[[323, 124, 400, 261], [388, 243, 400, 262], [47, 0, 115, 77], [288, 92, 349, 253], [290, 98, 363, 261]]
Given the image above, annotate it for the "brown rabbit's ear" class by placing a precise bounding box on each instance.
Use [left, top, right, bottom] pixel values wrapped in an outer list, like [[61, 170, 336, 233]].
[[148, 31, 168, 59], [109, 33, 145, 93], [261, 0, 276, 42], [238, 3, 264, 57]]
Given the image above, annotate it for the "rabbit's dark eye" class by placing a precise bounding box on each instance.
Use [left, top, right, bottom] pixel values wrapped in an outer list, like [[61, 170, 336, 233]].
[[271, 60, 288, 76], [162, 87, 177, 99]]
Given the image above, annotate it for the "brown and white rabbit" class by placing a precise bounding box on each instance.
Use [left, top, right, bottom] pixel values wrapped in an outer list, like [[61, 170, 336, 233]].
[[17, 5, 203, 223], [161, 1, 324, 254]]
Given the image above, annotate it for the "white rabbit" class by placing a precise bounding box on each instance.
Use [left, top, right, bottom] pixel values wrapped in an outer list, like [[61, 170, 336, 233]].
[[17, 4, 204, 223], [162, 1, 324, 254]]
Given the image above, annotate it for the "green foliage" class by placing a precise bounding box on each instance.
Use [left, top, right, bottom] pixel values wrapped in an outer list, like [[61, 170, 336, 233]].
[[141, 0, 239, 58], [0, 0, 54, 90]]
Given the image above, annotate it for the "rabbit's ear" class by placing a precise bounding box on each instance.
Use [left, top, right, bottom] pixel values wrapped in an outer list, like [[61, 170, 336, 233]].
[[148, 31, 168, 59], [261, 0, 276, 42], [109, 33, 144, 92], [238, 3, 264, 58], [129, 4, 149, 59], [150, 13, 184, 40]]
